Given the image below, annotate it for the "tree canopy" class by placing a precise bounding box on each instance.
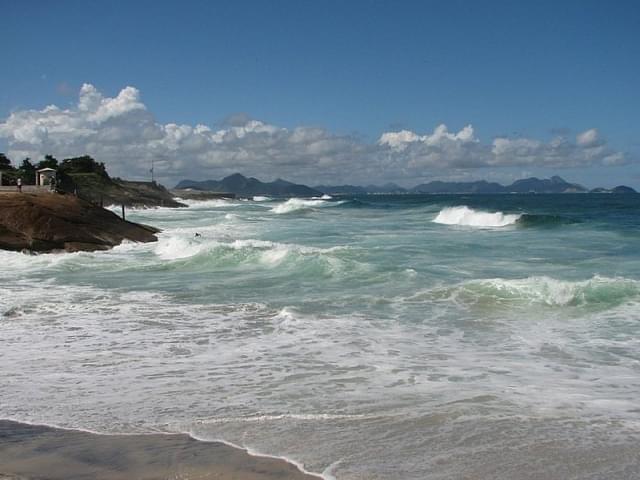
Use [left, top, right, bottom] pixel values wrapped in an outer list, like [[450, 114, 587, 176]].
[[37, 155, 59, 170], [0, 153, 13, 170], [59, 155, 108, 177]]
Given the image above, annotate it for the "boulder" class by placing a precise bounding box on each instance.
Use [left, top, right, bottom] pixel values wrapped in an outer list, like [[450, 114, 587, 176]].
[[0, 192, 159, 253]]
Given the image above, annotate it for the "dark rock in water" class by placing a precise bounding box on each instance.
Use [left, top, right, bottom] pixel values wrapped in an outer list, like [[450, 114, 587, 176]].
[[0, 192, 159, 253]]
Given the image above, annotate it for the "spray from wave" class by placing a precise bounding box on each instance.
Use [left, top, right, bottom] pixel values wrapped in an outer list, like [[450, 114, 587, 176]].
[[433, 206, 521, 227], [271, 198, 339, 214], [175, 198, 240, 209]]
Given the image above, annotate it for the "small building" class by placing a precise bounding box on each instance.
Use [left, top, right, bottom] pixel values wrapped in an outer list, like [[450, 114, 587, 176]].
[[37, 168, 57, 186]]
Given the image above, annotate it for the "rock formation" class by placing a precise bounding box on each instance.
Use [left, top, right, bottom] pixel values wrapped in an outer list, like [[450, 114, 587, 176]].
[[0, 192, 159, 253]]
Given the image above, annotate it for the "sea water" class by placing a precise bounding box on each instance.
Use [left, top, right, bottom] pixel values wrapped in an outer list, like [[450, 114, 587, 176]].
[[1, 194, 639, 479]]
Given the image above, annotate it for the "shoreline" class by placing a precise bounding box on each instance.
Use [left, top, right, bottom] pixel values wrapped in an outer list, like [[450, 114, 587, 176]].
[[0, 419, 324, 480]]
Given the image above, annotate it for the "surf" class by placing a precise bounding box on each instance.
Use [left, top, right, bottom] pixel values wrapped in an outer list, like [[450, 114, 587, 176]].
[[433, 206, 522, 227], [271, 198, 342, 214], [411, 275, 640, 310]]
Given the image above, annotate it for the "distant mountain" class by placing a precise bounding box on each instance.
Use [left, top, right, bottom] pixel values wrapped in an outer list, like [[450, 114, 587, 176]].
[[590, 185, 638, 194], [177, 174, 636, 197], [314, 183, 407, 194], [506, 176, 587, 193], [411, 176, 592, 194], [175, 173, 322, 197], [411, 180, 506, 194]]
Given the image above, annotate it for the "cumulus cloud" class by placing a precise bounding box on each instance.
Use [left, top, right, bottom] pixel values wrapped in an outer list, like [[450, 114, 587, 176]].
[[378, 124, 626, 170], [0, 83, 629, 185]]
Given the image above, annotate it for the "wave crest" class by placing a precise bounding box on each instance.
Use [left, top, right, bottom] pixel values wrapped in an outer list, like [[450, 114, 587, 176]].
[[271, 198, 339, 214], [153, 235, 355, 277], [433, 206, 521, 227], [420, 275, 640, 310]]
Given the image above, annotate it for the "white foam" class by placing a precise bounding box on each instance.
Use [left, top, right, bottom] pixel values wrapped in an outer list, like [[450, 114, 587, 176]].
[[405, 275, 640, 309], [253, 196, 271, 202], [195, 413, 371, 425], [154, 235, 212, 259], [153, 234, 349, 263], [178, 198, 240, 209], [433, 206, 521, 227], [271, 198, 330, 214]]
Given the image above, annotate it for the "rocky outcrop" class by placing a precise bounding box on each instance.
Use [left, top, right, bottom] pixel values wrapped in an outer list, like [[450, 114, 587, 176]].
[[60, 173, 186, 208], [0, 192, 159, 253]]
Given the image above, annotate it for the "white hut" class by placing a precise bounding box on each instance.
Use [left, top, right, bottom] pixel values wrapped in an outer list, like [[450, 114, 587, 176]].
[[37, 168, 57, 186]]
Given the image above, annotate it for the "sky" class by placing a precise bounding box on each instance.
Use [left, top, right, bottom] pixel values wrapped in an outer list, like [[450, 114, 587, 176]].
[[1, 0, 639, 188]]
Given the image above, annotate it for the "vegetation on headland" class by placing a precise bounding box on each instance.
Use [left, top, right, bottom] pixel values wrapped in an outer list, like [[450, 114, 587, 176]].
[[0, 153, 184, 207], [0, 154, 165, 252]]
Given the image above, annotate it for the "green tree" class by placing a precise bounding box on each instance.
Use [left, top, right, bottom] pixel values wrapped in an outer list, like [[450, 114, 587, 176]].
[[0, 153, 13, 170], [60, 155, 108, 177], [19, 158, 36, 185], [38, 154, 59, 170]]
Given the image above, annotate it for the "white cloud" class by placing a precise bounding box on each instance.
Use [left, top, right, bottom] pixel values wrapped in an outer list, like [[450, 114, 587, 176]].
[[378, 124, 626, 170], [576, 128, 600, 147], [0, 84, 629, 185]]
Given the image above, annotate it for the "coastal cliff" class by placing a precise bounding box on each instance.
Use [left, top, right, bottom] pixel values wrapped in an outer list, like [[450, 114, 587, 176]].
[[61, 172, 186, 208], [0, 192, 159, 253]]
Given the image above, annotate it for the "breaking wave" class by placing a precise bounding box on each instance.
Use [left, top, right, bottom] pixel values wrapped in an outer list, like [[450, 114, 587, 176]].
[[433, 206, 521, 227], [433, 206, 575, 229], [416, 275, 640, 310], [152, 234, 357, 277], [178, 198, 241, 209], [271, 198, 341, 214]]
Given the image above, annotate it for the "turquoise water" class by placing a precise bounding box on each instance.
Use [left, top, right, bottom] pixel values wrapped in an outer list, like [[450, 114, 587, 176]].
[[1, 194, 640, 479]]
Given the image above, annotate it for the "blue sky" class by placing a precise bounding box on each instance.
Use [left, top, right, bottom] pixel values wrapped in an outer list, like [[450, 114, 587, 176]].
[[1, 0, 639, 187]]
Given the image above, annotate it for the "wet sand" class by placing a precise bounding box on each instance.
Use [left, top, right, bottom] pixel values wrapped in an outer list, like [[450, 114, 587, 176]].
[[0, 420, 321, 480]]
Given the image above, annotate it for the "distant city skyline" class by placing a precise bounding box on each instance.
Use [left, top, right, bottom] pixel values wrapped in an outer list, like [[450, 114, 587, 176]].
[[1, 0, 639, 188]]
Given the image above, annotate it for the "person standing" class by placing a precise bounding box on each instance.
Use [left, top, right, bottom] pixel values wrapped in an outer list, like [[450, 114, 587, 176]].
[[17, 177, 22, 192]]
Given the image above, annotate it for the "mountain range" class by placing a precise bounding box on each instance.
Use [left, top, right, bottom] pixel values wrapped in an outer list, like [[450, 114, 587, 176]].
[[175, 174, 637, 196], [175, 173, 321, 197]]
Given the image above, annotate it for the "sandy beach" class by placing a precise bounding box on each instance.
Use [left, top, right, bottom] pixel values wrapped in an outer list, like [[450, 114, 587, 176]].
[[0, 421, 321, 480]]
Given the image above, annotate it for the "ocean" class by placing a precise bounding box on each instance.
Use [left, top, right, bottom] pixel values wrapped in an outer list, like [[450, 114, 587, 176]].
[[1, 194, 639, 479]]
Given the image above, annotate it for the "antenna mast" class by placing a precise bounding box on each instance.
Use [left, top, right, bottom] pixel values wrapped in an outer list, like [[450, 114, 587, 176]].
[[150, 159, 155, 183]]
